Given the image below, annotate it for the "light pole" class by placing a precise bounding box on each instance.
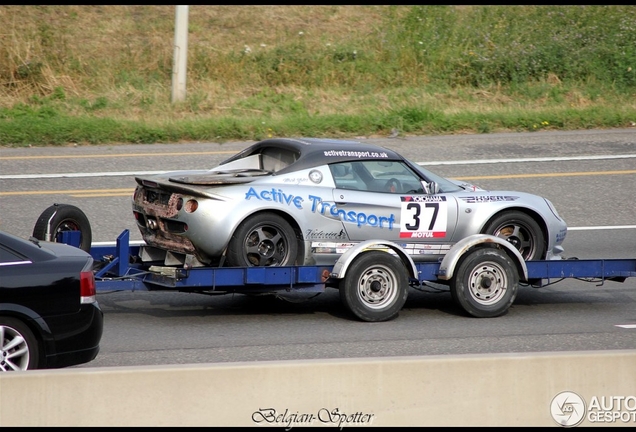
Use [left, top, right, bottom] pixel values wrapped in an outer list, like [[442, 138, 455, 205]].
[[171, 5, 189, 103]]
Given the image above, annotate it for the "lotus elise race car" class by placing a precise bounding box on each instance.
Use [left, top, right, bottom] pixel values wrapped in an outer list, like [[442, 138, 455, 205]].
[[132, 137, 567, 268]]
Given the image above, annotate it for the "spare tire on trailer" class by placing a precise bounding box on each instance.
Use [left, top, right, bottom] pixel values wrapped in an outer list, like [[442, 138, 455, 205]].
[[32, 203, 92, 253]]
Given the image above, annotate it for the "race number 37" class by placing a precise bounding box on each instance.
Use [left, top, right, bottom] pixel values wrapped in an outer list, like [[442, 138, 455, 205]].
[[399, 198, 448, 239]]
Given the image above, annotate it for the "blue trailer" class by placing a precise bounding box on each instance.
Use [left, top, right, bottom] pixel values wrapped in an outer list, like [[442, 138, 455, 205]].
[[55, 222, 636, 322]]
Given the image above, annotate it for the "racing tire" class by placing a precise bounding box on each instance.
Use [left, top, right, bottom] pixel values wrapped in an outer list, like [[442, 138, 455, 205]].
[[32, 203, 92, 253], [339, 251, 409, 322], [450, 247, 518, 318], [0, 317, 40, 371], [226, 213, 298, 267], [483, 211, 545, 261]]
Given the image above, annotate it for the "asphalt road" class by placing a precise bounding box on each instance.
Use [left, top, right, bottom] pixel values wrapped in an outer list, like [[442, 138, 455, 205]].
[[1, 128, 635, 369]]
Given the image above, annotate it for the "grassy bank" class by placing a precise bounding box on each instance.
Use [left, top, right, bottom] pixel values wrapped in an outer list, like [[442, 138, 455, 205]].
[[1, 5, 635, 146]]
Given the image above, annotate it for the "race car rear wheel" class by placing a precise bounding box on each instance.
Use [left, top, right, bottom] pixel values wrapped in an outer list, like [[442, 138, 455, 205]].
[[483, 211, 545, 261], [339, 251, 409, 322], [227, 213, 299, 267], [450, 246, 518, 318], [32, 203, 92, 253]]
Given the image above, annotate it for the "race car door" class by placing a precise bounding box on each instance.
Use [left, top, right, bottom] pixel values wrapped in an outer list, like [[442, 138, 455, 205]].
[[329, 160, 459, 244]]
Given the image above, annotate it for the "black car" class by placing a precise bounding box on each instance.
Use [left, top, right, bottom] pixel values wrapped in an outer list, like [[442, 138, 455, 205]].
[[0, 230, 103, 371]]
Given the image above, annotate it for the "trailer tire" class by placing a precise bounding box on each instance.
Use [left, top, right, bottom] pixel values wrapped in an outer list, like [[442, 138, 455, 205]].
[[339, 251, 409, 322], [32, 203, 92, 253], [450, 247, 518, 318]]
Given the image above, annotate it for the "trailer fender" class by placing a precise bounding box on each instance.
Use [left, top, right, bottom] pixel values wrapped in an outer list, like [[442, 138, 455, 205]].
[[330, 240, 418, 281], [437, 234, 528, 282]]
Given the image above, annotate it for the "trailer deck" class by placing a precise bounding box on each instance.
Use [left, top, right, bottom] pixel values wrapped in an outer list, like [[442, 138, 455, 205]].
[[77, 229, 636, 292]]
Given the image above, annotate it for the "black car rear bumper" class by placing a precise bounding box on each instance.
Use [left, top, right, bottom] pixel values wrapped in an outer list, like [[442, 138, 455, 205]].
[[41, 303, 104, 369]]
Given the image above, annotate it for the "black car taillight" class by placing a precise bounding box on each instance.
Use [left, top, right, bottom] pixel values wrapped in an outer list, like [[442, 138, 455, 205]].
[[80, 270, 97, 304]]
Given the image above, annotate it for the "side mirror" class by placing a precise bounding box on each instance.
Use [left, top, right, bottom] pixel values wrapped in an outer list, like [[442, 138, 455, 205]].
[[423, 181, 439, 195]]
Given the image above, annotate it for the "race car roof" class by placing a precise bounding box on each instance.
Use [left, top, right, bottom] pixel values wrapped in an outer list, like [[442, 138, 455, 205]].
[[219, 137, 406, 174]]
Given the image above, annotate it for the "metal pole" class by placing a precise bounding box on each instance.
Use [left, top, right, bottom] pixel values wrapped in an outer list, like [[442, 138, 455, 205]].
[[171, 5, 189, 103]]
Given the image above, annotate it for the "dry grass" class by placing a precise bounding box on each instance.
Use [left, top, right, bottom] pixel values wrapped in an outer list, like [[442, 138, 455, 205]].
[[0, 6, 387, 88], [0, 6, 398, 121], [1, 6, 633, 145]]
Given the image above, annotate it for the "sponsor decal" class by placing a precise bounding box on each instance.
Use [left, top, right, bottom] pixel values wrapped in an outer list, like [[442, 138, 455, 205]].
[[308, 195, 395, 229], [281, 177, 310, 184], [245, 188, 396, 231], [399, 195, 448, 238], [401, 195, 446, 202], [407, 244, 452, 254], [556, 228, 567, 243], [245, 187, 304, 209], [305, 229, 346, 240], [323, 150, 389, 158], [309, 169, 323, 184], [310, 241, 452, 256], [459, 195, 519, 203]]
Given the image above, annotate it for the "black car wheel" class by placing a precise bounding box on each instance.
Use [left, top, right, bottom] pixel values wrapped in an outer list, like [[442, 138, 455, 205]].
[[483, 211, 545, 261], [339, 251, 409, 322], [0, 317, 40, 371], [227, 213, 298, 267], [32, 203, 93, 253]]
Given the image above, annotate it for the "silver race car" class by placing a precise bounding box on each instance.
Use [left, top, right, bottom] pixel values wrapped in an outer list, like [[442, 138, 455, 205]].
[[132, 137, 567, 268]]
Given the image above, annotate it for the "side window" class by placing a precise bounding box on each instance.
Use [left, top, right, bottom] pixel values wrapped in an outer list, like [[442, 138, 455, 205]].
[[260, 148, 299, 172], [357, 161, 424, 194], [329, 163, 367, 190]]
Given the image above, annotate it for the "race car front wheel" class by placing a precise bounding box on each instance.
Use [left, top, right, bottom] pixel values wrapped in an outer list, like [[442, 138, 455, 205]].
[[227, 212, 299, 267], [483, 210, 545, 261], [339, 251, 409, 322]]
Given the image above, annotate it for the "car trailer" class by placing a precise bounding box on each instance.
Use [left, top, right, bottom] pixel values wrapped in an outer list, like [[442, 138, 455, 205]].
[[37, 203, 636, 322]]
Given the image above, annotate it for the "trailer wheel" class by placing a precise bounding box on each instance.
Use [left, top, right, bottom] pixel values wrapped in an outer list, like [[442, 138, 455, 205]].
[[450, 247, 518, 318], [32, 203, 92, 253], [339, 251, 409, 322]]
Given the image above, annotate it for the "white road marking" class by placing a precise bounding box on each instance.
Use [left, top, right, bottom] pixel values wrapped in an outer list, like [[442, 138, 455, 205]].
[[418, 154, 636, 166], [1, 154, 635, 179], [568, 226, 636, 230]]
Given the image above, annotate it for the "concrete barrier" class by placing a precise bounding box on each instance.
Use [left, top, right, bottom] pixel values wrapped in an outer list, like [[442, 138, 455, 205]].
[[2, 350, 636, 427]]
